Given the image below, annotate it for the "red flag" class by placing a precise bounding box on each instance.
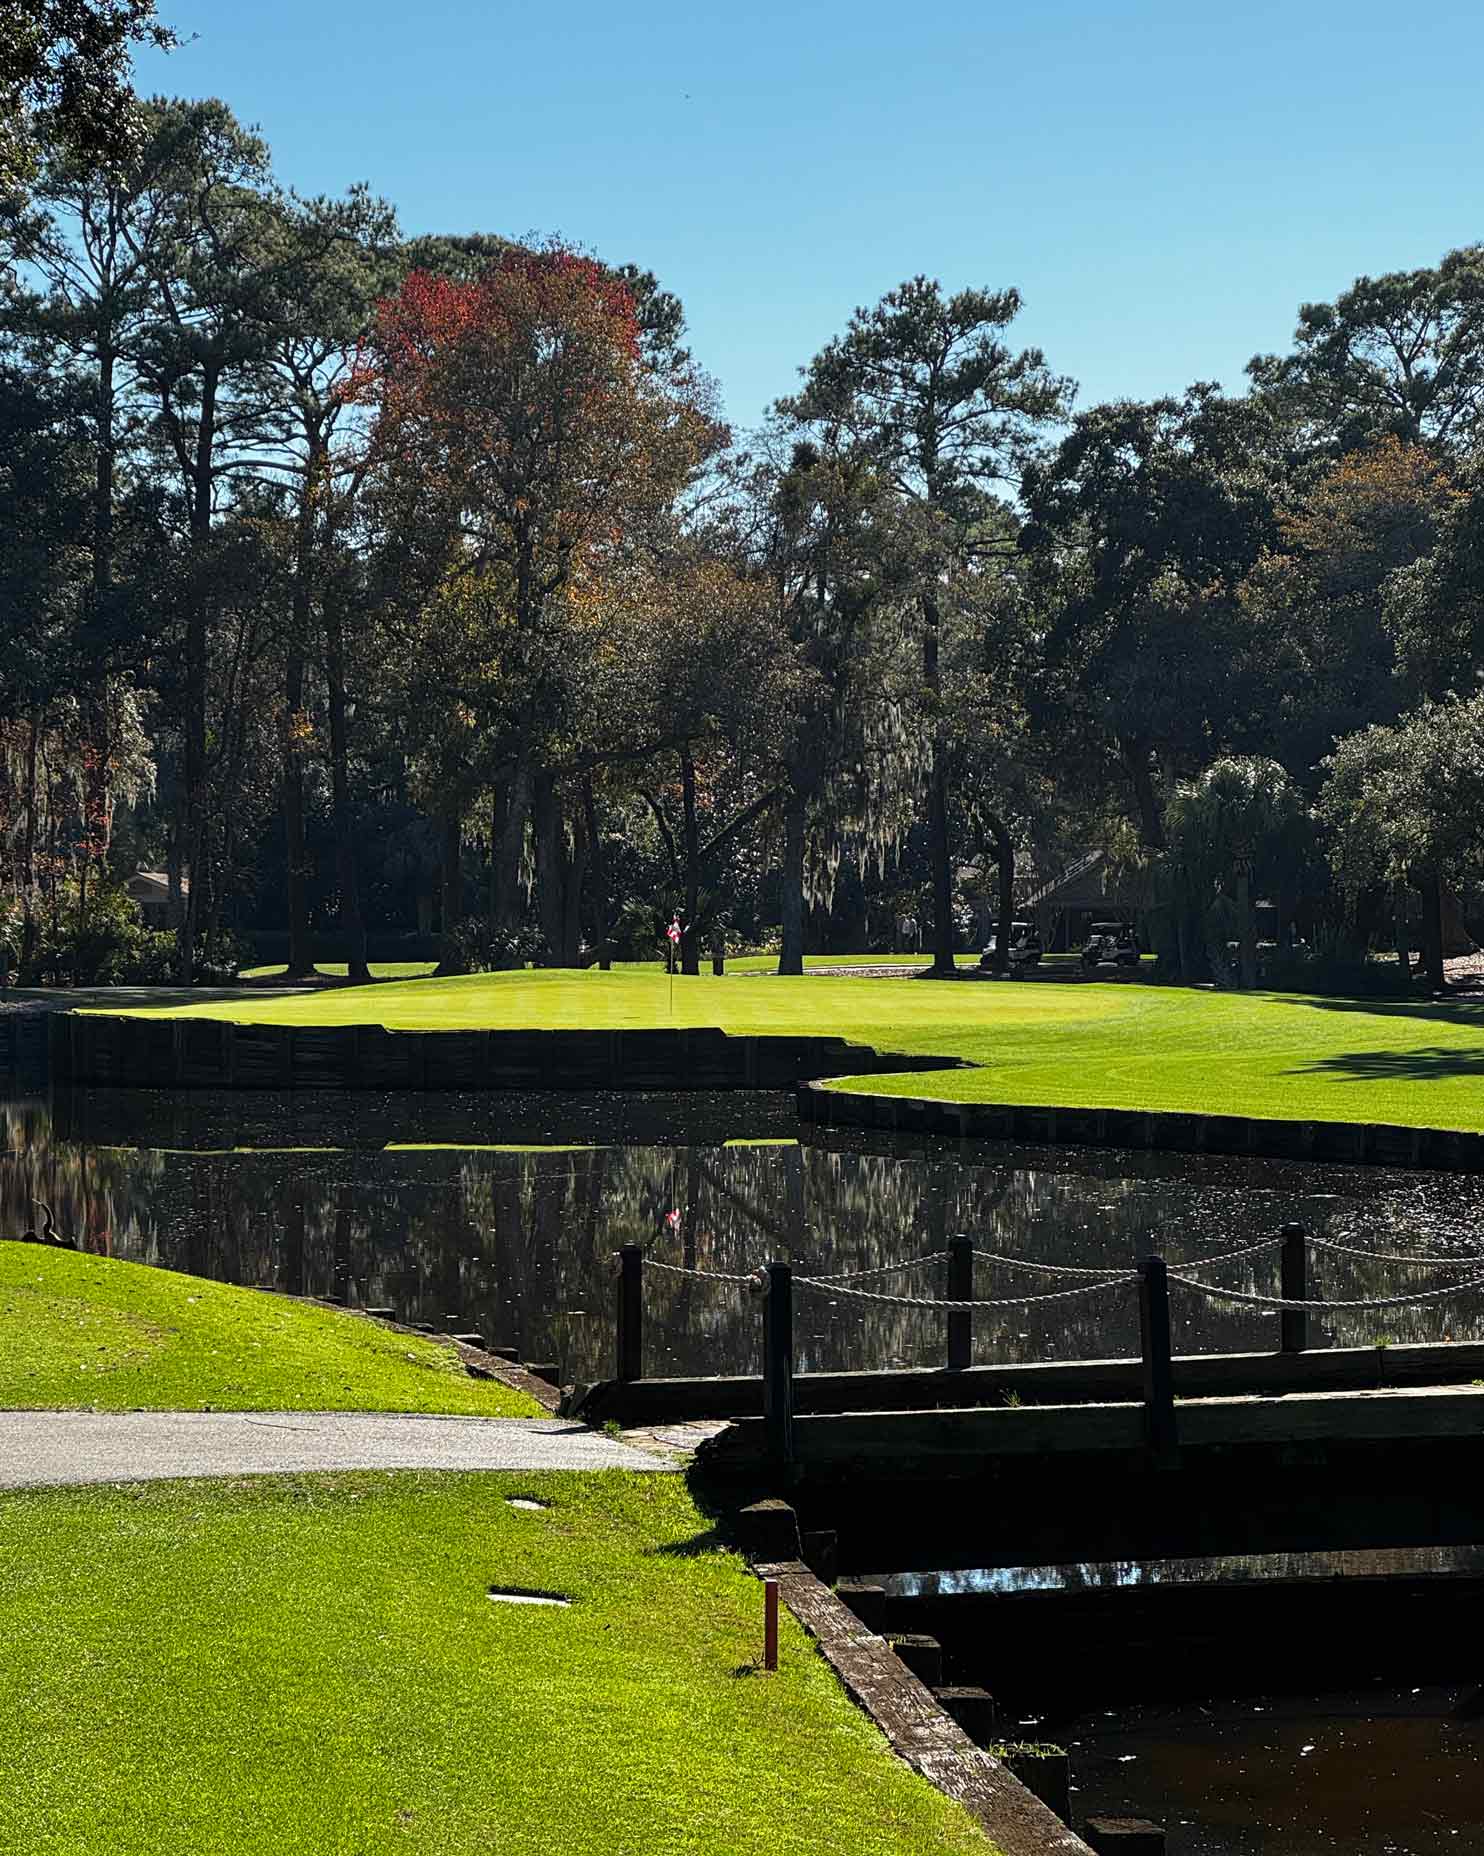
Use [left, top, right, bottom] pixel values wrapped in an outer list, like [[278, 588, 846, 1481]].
[[666, 917, 681, 945]]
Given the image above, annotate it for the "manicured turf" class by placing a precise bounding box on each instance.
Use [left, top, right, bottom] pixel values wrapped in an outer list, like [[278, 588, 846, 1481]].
[[107, 966, 1484, 1134], [0, 1472, 995, 1856], [0, 1248, 541, 1414]]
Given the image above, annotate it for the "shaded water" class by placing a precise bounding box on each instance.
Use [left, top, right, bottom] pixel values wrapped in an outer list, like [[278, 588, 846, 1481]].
[[1069, 1688, 1484, 1855], [863, 1554, 1484, 1852], [4, 1085, 1484, 1383]]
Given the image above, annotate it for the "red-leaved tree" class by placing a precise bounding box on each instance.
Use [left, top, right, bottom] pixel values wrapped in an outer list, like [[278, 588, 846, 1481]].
[[351, 243, 722, 965]]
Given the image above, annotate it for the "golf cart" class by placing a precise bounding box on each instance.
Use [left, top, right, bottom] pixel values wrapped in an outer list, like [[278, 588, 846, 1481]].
[[1081, 921, 1140, 971], [979, 921, 1043, 970]]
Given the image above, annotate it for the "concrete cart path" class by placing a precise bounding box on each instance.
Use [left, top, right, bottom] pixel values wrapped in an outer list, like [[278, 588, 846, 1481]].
[[0, 1411, 681, 1489]]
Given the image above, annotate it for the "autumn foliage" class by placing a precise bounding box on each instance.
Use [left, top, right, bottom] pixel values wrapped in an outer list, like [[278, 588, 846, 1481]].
[[350, 244, 719, 620]]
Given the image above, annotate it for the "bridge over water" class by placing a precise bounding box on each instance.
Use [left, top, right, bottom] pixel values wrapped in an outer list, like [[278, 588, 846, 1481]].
[[574, 1229, 1484, 1571]]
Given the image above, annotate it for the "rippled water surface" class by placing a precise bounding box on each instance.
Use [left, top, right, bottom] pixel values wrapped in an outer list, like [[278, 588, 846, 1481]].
[[5, 1084, 1484, 1383]]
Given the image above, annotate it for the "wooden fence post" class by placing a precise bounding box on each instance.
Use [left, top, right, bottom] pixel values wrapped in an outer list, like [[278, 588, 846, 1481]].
[[1280, 1222, 1310, 1354], [763, 1261, 795, 1470], [1139, 1254, 1177, 1455], [616, 1245, 644, 1383], [946, 1233, 973, 1370]]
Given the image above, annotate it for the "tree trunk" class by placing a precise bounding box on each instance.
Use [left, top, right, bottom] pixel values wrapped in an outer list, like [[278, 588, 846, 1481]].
[[926, 752, 955, 975], [985, 812, 1014, 975], [581, 777, 610, 966], [492, 757, 530, 940], [680, 747, 700, 976], [920, 589, 956, 976], [778, 788, 805, 976], [488, 786, 507, 939], [1175, 897, 1193, 983], [533, 772, 584, 966], [1123, 736, 1166, 850], [281, 647, 313, 978], [80, 349, 116, 901], [436, 800, 465, 975], [282, 432, 322, 980], [177, 365, 220, 985], [18, 710, 39, 980], [564, 804, 588, 967], [1441, 883, 1474, 957], [1236, 866, 1258, 990], [323, 595, 369, 981], [1420, 867, 1446, 989], [1393, 880, 1411, 978]]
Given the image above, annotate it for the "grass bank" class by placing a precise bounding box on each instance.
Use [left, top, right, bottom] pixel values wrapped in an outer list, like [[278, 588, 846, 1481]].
[[0, 1471, 994, 1856], [0, 1248, 540, 1414], [107, 966, 1484, 1135]]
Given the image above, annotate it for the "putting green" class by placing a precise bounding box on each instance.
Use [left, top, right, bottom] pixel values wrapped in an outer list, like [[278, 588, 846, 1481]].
[[96, 967, 1484, 1134]]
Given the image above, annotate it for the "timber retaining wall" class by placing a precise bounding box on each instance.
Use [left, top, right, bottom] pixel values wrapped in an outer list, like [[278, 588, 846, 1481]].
[[798, 1079, 1484, 1171], [49, 1012, 966, 1093]]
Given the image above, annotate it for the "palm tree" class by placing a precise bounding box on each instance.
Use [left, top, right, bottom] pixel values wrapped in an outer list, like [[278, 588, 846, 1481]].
[[1167, 757, 1310, 988]]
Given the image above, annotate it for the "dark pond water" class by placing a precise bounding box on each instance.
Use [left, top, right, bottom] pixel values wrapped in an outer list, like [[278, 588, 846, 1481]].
[[5, 1085, 1484, 1385], [1069, 1687, 1484, 1855], [865, 1552, 1484, 1853]]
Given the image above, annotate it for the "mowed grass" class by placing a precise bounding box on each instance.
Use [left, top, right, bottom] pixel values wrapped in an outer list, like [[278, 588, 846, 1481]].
[[100, 965, 1484, 1132], [0, 1472, 996, 1856], [0, 1248, 541, 1414]]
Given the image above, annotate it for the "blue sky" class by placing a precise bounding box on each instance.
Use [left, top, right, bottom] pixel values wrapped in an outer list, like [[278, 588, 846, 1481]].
[[139, 1, 1484, 433]]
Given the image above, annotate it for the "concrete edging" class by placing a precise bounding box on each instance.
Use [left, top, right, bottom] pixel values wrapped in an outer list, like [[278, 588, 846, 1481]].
[[798, 1080, 1484, 1172]]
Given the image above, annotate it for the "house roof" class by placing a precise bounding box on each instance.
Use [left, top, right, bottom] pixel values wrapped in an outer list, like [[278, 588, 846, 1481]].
[[1022, 850, 1149, 912], [126, 870, 188, 896]]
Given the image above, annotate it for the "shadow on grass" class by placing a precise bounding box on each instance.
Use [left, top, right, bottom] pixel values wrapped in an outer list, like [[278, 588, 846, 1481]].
[[649, 1524, 729, 1559], [1273, 992, 1484, 1027], [1291, 1046, 1484, 1083], [7, 984, 316, 1011]]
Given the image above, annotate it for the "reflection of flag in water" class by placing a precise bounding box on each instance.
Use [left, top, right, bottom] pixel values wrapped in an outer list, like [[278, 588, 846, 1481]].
[[666, 917, 681, 946]]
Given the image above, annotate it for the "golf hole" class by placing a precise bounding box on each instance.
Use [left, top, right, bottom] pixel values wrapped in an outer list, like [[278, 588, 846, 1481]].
[[487, 1586, 571, 1607]]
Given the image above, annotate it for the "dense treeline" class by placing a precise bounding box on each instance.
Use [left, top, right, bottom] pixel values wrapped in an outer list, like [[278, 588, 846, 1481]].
[[3, 96, 1483, 989]]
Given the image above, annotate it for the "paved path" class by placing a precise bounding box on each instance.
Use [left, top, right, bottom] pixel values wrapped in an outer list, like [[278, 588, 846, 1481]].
[[0, 1411, 680, 1489]]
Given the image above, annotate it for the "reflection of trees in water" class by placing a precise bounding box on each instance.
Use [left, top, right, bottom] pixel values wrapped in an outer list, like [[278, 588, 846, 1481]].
[[7, 1091, 1484, 1380]]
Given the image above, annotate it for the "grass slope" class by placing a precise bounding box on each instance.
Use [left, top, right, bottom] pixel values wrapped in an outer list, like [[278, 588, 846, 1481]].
[[110, 966, 1484, 1134], [0, 1248, 540, 1414], [0, 1472, 994, 1856]]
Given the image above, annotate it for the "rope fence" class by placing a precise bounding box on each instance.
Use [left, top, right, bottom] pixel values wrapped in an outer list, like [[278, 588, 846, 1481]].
[[610, 1223, 1484, 1467], [791, 1273, 1137, 1312], [1308, 1234, 1484, 1268], [810, 1251, 947, 1283], [1165, 1271, 1484, 1313]]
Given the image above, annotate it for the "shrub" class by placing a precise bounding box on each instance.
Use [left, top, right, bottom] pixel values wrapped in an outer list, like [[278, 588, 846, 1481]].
[[18, 881, 192, 985], [1262, 947, 1416, 998]]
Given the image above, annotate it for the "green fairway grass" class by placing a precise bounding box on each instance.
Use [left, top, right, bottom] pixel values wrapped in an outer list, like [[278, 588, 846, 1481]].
[[95, 966, 1484, 1133], [0, 1249, 541, 1414], [0, 1472, 995, 1856]]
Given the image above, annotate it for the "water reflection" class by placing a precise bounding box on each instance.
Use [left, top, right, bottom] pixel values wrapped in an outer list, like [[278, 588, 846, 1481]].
[[876, 1545, 1484, 1598], [5, 1086, 1484, 1384]]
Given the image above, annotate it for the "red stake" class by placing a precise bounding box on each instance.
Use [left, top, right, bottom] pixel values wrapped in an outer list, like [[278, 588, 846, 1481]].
[[763, 1578, 779, 1672]]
